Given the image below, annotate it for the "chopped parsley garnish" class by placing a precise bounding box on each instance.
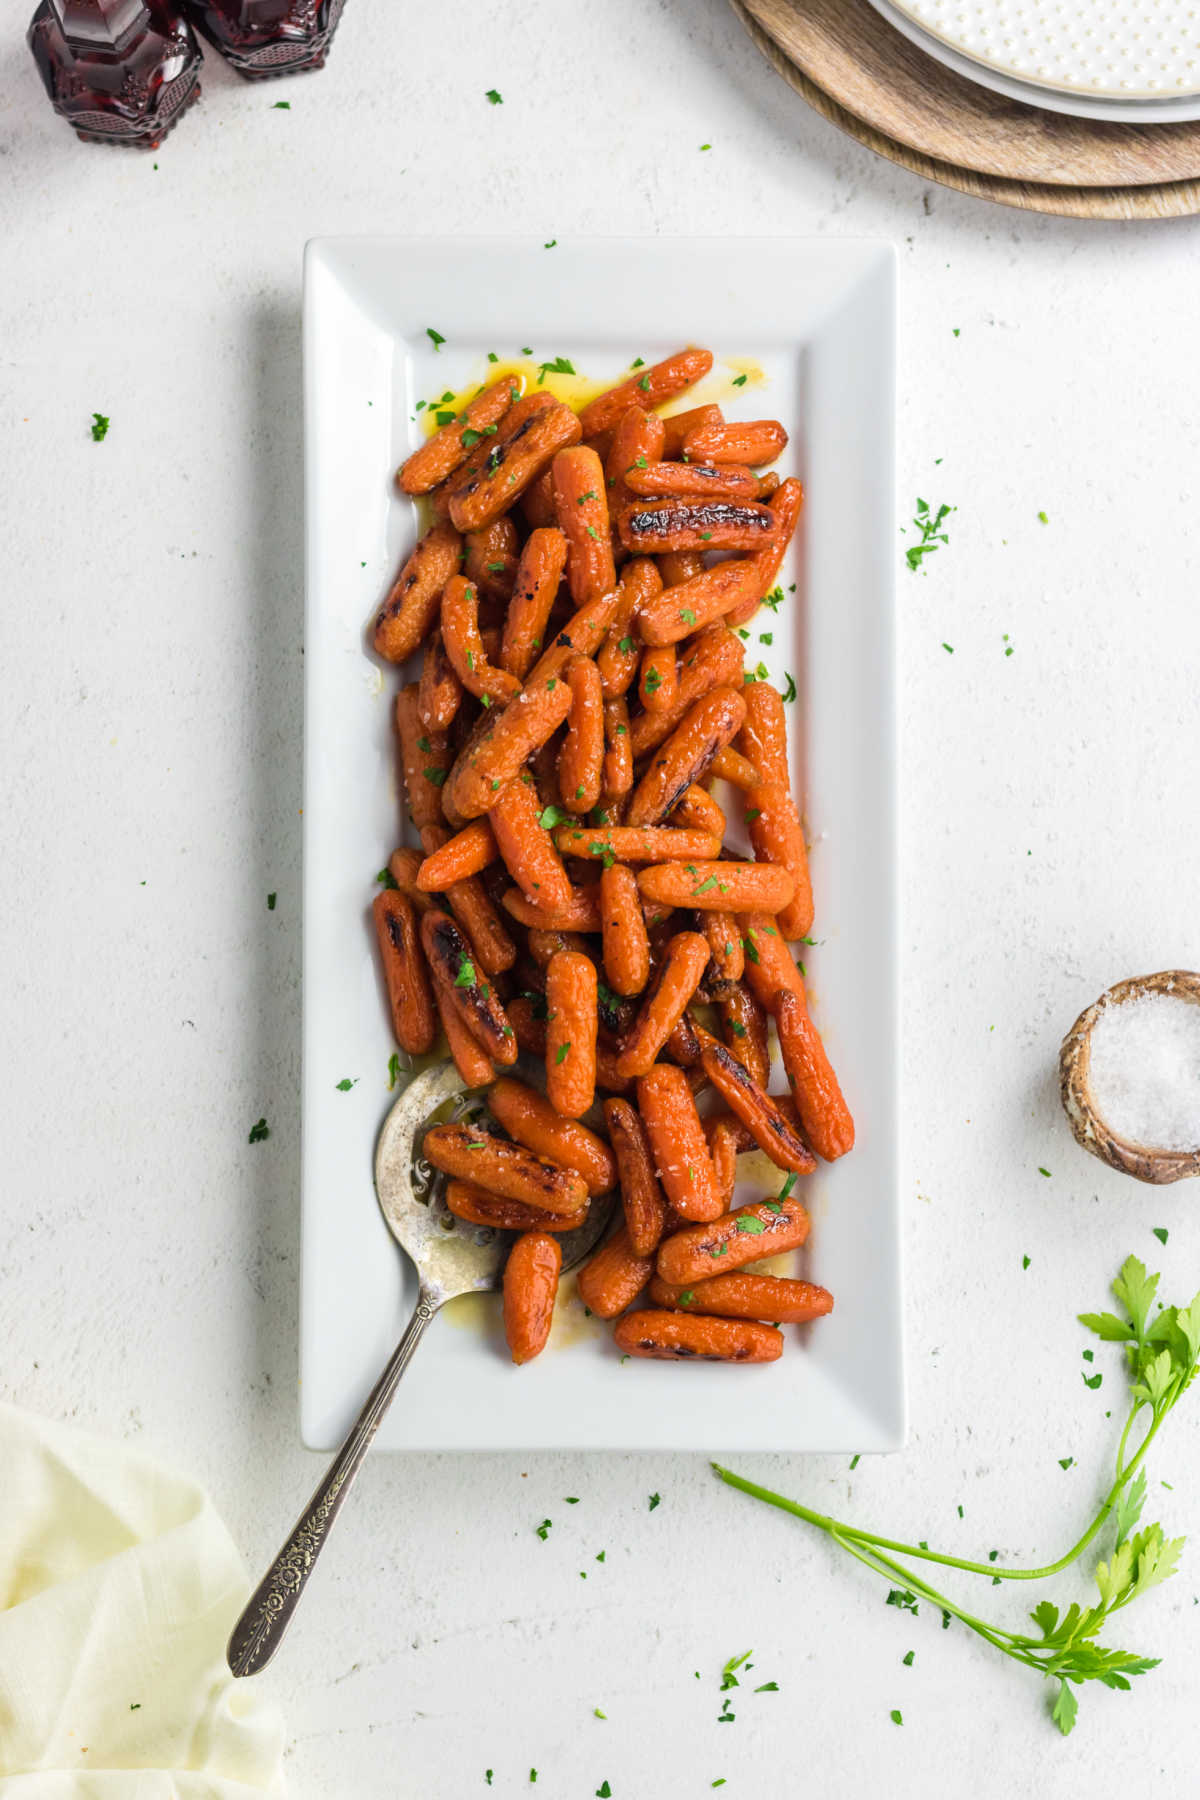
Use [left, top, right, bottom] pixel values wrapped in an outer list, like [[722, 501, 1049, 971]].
[[781, 672, 797, 703], [544, 240, 557, 249], [890, 1709, 903, 1725], [904, 497, 955, 572], [538, 804, 566, 829], [942, 643, 955, 654], [485, 88, 503, 104], [90, 412, 110, 441], [1038, 510, 1049, 523], [638, 374, 650, 392], [643, 666, 662, 694], [648, 1492, 661, 1510], [736, 1216, 766, 1235], [387, 1052, 402, 1090], [537, 355, 576, 384], [555, 1043, 570, 1064], [535, 1518, 552, 1540], [903, 1650, 915, 1666], [1153, 1227, 1169, 1246], [1023, 1254, 1032, 1269], [761, 585, 784, 610], [732, 373, 747, 387], [267, 892, 277, 909], [426, 327, 445, 351], [461, 428, 484, 448], [886, 1588, 920, 1614], [454, 956, 476, 988], [248, 1118, 269, 1144], [272, 100, 290, 109], [849, 1453, 861, 1470], [679, 608, 696, 624], [335, 1077, 358, 1091], [424, 767, 447, 786], [617, 636, 634, 653], [1038, 1167, 1052, 1178]]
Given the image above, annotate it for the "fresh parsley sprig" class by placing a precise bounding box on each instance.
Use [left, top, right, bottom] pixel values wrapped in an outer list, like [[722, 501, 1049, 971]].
[[714, 1255, 1199, 1736], [903, 497, 954, 572]]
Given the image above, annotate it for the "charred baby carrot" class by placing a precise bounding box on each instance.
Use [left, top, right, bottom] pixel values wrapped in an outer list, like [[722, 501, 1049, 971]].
[[738, 913, 806, 1013], [387, 846, 434, 912], [615, 933, 711, 1078], [578, 347, 714, 439], [630, 627, 745, 757], [626, 686, 747, 827], [625, 461, 763, 501], [619, 499, 780, 555], [394, 686, 451, 832], [636, 1064, 725, 1222], [726, 477, 804, 628], [373, 519, 462, 664], [488, 775, 574, 912], [488, 1077, 616, 1195], [545, 950, 598, 1119], [699, 1041, 815, 1174], [601, 696, 633, 807], [446, 1179, 587, 1234], [612, 1310, 783, 1363], [655, 1195, 811, 1286], [720, 980, 771, 1089], [447, 393, 581, 532], [746, 781, 814, 941], [417, 630, 464, 734], [599, 861, 651, 997], [702, 911, 744, 985], [500, 526, 568, 680], [737, 678, 790, 786], [682, 418, 788, 467], [503, 1231, 562, 1364], [464, 515, 519, 601], [596, 557, 659, 699], [429, 965, 496, 1088], [552, 445, 616, 607], [424, 1123, 589, 1213], [605, 404, 667, 527], [419, 908, 517, 1066], [637, 860, 795, 914], [419, 823, 517, 977], [559, 655, 605, 814], [440, 576, 522, 707], [649, 1273, 834, 1325], [774, 985, 855, 1162], [659, 403, 722, 460], [638, 643, 677, 715], [576, 1224, 654, 1318], [635, 559, 761, 647], [603, 1097, 667, 1257], [444, 669, 574, 820], [372, 889, 435, 1055], [398, 375, 521, 495], [553, 825, 723, 864]]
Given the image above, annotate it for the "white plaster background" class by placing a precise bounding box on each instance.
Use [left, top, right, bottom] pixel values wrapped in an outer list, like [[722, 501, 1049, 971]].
[[1, 2, 1199, 1794]]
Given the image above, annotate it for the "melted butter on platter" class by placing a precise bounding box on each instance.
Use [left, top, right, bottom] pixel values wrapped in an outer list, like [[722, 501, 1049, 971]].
[[441, 1268, 604, 1351], [418, 355, 769, 440]]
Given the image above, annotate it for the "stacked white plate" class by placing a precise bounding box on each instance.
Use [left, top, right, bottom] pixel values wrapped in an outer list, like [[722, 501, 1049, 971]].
[[868, 0, 1200, 120]]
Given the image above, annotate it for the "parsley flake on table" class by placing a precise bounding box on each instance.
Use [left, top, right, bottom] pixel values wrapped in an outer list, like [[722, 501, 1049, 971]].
[[732, 373, 748, 387], [486, 1775, 493, 1787], [904, 497, 955, 572], [1023, 1254, 1032, 1269], [535, 1518, 552, 1540], [648, 1492, 660, 1510], [248, 1118, 269, 1144], [335, 1077, 357, 1091], [596, 1783, 612, 1797], [903, 1651, 915, 1667], [1153, 1227, 1169, 1246], [387, 1052, 402, 1090], [716, 1698, 735, 1723], [376, 866, 398, 888], [267, 892, 277, 910], [1038, 510, 1049, 523], [886, 1588, 920, 1615], [1039, 1167, 1052, 1178], [594, 1707, 606, 1719], [890, 1709, 904, 1725], [426, 327, 445, 350], [849, 1454, 860, 1470], [485, 88, 503, 104], [942, 642, 955, 654], [781, 672, 797, 702], [272, 100, 290, 108], [90, 412, 110, 441], [544, 240, 557, 249]]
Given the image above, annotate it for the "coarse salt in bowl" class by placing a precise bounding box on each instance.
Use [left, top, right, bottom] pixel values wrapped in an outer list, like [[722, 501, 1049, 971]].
[[1060, 972, 1200, 1185]]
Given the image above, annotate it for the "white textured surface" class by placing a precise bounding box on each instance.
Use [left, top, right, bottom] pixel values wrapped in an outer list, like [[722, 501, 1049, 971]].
[[888, 0, 1200, 95], [2, 2, 1200, 1793]]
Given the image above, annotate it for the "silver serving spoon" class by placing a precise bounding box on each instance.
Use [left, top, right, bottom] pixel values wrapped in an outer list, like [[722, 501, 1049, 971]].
[[227, 1059, 612, 1677]]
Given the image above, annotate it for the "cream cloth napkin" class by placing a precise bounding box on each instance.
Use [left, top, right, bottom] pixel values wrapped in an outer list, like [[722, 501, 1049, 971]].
[[0, 1403, 284, 1798]]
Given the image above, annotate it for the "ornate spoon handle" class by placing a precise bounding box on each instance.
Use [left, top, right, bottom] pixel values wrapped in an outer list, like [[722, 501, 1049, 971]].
[[226, 1289, 439, 1677]]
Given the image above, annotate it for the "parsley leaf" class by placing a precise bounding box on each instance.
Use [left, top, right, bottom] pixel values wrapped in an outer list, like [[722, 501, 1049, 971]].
[[485, 88, 503, 104], [90, 411, 110, 442], [248, 1118, 269, 1144], [426, 327, 446, 351]]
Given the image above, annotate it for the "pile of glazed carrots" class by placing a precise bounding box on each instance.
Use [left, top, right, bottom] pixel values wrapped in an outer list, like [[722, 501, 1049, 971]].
[[370, 347, 853, 1369]]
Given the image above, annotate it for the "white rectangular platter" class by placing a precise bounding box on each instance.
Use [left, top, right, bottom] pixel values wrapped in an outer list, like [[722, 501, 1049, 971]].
[[301, 237, 901, 1452]]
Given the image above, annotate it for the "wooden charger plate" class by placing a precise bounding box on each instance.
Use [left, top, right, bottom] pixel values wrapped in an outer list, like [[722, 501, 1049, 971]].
[[731, 0, 1200, 218]]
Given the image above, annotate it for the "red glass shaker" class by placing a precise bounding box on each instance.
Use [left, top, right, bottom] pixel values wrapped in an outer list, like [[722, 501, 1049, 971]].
[[28, 0, 202, 147], [185, 1, 348, 78]]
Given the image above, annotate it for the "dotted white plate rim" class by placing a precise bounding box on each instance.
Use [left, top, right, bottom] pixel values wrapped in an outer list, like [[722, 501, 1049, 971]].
[[878, 0, 1200, 100], [868, 0, 1200, 117]]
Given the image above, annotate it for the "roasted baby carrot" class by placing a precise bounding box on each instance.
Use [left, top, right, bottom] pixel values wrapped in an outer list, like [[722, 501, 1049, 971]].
[[416, 819, 497, 890], [638, 643, 677, 714], [649, 1273, 834, 1325], [598, 862, 651, 997], [656, 549, 704, 586], [559, 655, 605, 814], [636, 1065, 725, 1221], [488, 1077, 616, 1195], [372, 889, 436, 1055], [464, 515, 519, 600], [398, 375, 521, 495], [596, 557, 658, 699], [603, 1097, 667, 1257], [625, 462, 763, 501], [630, 627, 745, 757], [440, 576, 522, 707], [612, 1310, 783, 1363], [616, 933, 711, 1078], [737, 679, 790, 786], [659, 404, 722, 460], [619, 499, 780, 555], [655, 1195, 811, 1286], [446, 1179, 587, 1234], [394, 686, 451, 831], [552, 445, 616, 607], [523, 586, 626, 689], [637, 860, 795, 914], [682, 418, 788, 467], [387, 846, 434, 912], [720, 981, 771, 1089], [578, 347, 714, 438], [501, 885, 602, 932], [520, 463, 556, 529], [774, 985, 855, 1162], [702, 911, 744, 984], [545, 950, 597, 1119], [738, 913, 806, 1012], [705, 1116, 740, 1209], [419, 824, 517, 977], [746, 781, 814, 941], [429, 965, 496, 1088], [627, 687, 747, 827], [667, 782, 726, 836], [507, 994, 633, 1095], [373, 519, 462, 664], [447, 393, 581, 532], [503, 1231, 562, 1364], [636, 560, 760, 648], [424, 1123, 589, 1212], [710, 745, 761, 791], [576, 1224, 654, 1318], [601, 696, 633, 806], [417, 630, 464, 733], [699, 1041, 815, 1173], [553, 825, 723, 864], [488, 775, 574, 912], [500, 527, 568, 680], [419, 908, 517, 1066], [726, 477, 804, 628], [526, 926, 591, 967], [605, 404, 667, 527], [445, 668, 574, 819]]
